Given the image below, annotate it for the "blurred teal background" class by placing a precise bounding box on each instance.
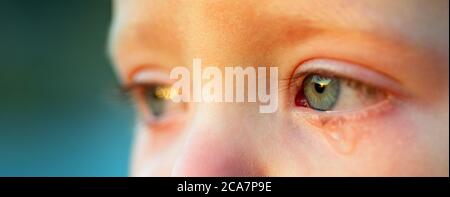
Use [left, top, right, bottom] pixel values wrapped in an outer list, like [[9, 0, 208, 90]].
[[0, 0, 134, 176]]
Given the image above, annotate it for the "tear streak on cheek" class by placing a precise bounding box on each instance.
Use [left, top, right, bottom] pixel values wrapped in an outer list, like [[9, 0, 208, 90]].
[[302, 99, 396, 155]]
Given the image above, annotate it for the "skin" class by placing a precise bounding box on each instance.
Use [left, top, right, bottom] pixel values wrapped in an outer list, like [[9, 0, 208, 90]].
[[109, 0, 449, 176]]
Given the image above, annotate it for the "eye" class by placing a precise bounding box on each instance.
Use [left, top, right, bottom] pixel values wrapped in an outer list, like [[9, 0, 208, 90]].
[[297, 74, 340, 111], [134, 83, 186, 123], [143, 85, 172, 118], [289, 59, 403, 154], [126, 69, 189, 127], [292, 59, 392, 112]]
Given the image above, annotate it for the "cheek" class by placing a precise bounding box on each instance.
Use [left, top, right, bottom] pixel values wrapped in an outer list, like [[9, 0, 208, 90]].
[[284, 100, 438, 176], [130, 123, 182, 176], [338, 105, 435, 176], [130, 102, 446, 176], [257, 122, 316, 176]]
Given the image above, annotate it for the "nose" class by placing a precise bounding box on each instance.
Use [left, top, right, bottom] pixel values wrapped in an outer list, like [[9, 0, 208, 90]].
[[171, 104, 265, 176]]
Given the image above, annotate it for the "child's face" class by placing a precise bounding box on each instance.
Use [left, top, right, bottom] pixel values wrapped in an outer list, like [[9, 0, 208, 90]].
[[109, 0, 449, 176]]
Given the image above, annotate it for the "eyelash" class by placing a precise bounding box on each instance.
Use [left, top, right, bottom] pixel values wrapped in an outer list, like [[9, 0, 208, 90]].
[[287, 69, 395, 127], [119, 83, 165, 118], [122, 81, 192, 130], [124, 59, 399, 128]]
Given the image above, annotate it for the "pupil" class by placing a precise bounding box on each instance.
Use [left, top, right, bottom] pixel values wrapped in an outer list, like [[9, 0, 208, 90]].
[[314, 83, 326, 94]]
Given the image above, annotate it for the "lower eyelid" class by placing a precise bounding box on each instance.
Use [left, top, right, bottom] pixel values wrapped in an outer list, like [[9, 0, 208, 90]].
[[292, 97, 396, 128]]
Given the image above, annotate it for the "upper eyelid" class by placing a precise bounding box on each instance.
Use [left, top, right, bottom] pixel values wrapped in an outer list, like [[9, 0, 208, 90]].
[[132, 69, 171, 83], [122, 82, 165, 92], [290, 59, 407, 97], [125, 68, 173, 87], [290, 69, 335, 85], [120, 69, 173, 96]]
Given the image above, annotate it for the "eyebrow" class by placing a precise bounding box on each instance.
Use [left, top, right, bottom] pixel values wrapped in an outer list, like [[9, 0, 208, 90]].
[[241, 11, 407, 52], [110, 1, 447, 89], [110, 1, 422, 63], [247, 10, 448, 91]]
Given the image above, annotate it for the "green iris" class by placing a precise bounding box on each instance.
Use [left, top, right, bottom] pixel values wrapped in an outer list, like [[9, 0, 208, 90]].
[[146, 85, 166, 117], [303, 74, 340, 111]]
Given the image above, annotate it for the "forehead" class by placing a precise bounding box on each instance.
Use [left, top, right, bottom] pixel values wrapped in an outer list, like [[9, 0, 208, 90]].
[[110, 0, 448, 69]]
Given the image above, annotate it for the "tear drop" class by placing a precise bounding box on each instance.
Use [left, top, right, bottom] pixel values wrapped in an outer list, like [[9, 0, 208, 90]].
[[325, 129, 357, 155]]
